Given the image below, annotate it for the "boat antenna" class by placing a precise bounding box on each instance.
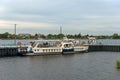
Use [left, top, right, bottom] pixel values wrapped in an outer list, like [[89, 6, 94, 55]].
[[60, 26, 62, 34], [14, 24, 17, 45]]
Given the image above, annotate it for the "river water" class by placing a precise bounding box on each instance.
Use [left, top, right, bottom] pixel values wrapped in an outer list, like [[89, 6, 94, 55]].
[[0, 52, 120, 80]]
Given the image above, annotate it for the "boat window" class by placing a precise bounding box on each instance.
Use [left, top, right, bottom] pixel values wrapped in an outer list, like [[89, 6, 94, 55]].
[[51, 49, 53, 52], [64, 44, 73, 48], [64, 45, 66, 48], [64, 44, 68, 48]]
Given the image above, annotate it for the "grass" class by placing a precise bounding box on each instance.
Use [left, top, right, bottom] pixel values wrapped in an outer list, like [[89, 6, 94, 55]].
[[116, 60, 120, 69]]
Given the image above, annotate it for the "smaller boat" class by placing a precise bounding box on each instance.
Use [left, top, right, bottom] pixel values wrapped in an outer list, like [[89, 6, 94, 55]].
[[74, 45, 88, 53], [66, 38, 89, 53]]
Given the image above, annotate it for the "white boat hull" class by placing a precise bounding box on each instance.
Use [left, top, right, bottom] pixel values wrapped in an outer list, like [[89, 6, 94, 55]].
[[23, 52, 61, 56], [74, 46, 89, 53]]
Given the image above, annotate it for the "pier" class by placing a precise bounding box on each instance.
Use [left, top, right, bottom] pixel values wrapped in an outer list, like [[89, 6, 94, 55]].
[[0, 46, 28, 57], [0, 47, 18, 57], [88, 45, 120, 52]]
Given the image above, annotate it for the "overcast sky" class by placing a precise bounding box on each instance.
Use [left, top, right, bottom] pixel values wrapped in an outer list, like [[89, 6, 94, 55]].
[[0, 0, 120, 35]]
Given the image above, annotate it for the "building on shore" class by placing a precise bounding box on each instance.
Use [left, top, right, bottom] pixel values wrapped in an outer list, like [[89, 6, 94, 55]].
[[18, 33, 31, 39]]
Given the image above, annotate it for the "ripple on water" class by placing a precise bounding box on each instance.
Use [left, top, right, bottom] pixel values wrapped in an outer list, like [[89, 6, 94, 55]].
[[0, 52, 120, 80]]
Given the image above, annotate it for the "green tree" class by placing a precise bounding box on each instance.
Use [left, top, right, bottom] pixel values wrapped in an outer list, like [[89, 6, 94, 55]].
[[57, 34, 64, 39], [112, 33, 119, 39], [47, 34, 53, 39], [1, 32, 9, 39]]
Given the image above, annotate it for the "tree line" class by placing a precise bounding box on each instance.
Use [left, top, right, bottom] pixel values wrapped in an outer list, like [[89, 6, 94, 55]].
[[0, 32, 120, 39]]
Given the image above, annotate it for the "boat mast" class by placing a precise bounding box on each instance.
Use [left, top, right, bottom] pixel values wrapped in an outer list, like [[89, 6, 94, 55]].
[[14, 24, 17, 45], [60, 26, 62, 34]]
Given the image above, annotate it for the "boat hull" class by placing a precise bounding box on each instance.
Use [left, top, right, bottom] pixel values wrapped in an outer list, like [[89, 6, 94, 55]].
[[74, 46, 89, 53], [62, 48, 74, 54], [23, 52, 61, 56]]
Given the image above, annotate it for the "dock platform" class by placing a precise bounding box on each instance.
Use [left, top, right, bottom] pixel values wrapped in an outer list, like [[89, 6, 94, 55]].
[[88, 45, 120, 52], [0, 46, 28, 57], [0, 47, 18, 57]]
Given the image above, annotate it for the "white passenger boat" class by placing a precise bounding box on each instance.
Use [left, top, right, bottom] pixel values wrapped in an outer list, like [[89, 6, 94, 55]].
[[20, 37, 88, 56]]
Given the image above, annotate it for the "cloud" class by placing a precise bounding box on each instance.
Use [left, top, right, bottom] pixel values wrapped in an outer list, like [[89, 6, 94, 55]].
[[0, 0, 120, 35]]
